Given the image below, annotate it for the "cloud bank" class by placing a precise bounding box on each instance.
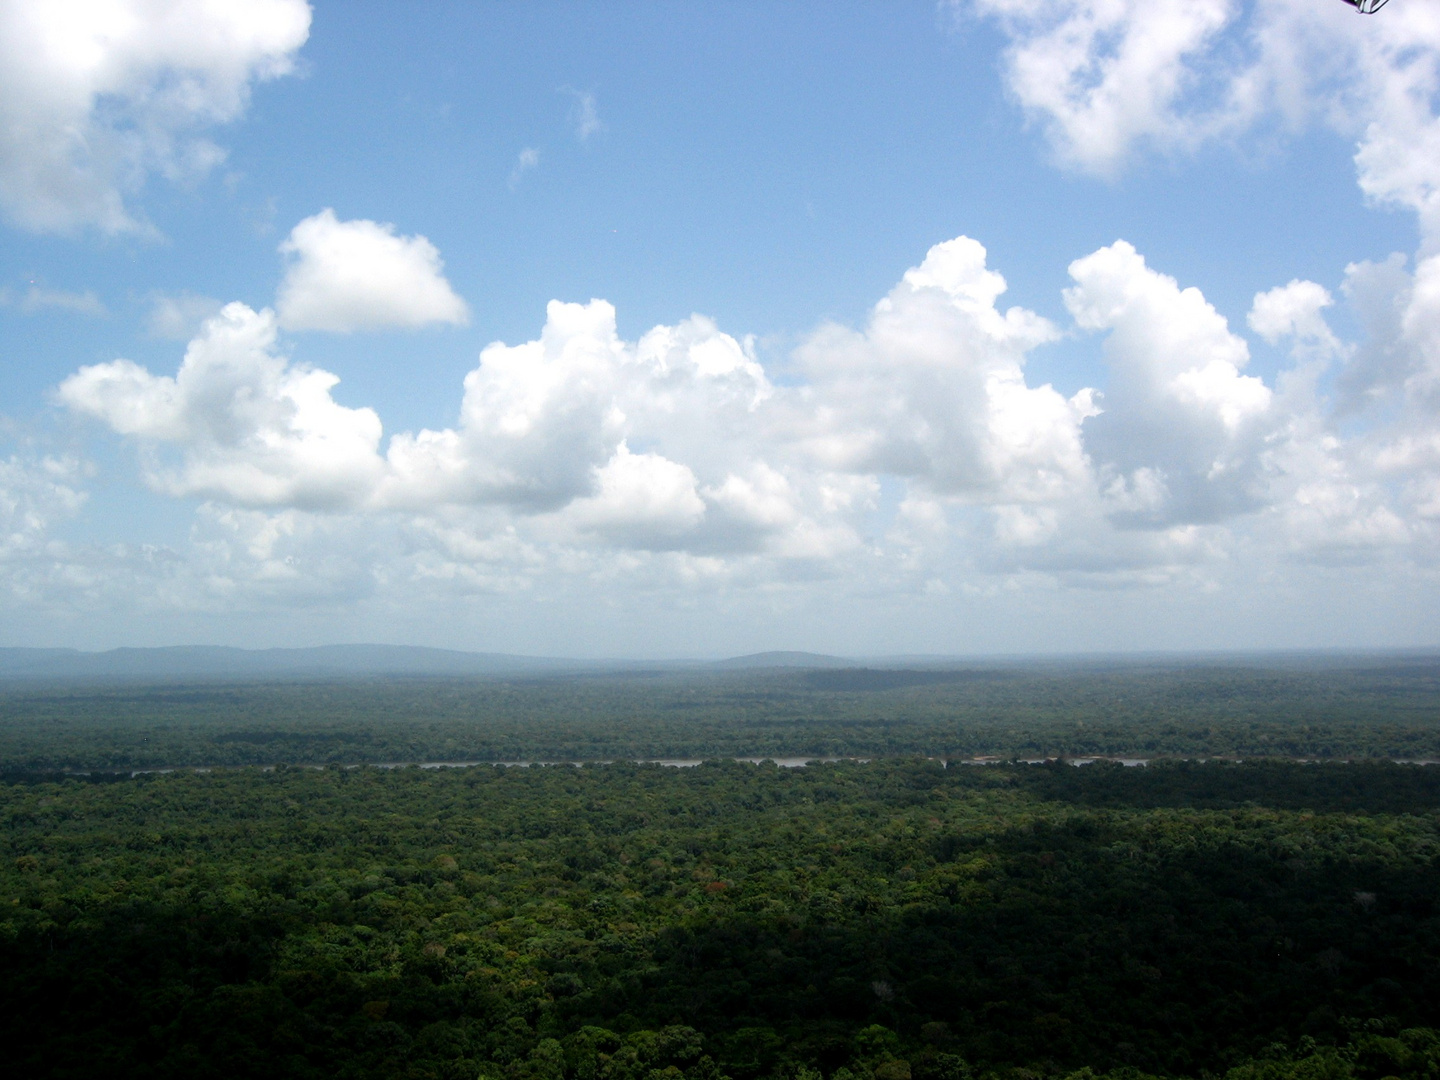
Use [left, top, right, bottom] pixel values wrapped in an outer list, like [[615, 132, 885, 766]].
[[41, 224, 1437, 637]]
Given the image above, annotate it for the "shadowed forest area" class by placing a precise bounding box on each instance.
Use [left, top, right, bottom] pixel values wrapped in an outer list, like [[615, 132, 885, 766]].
[[2, 659, 1439, 1078]]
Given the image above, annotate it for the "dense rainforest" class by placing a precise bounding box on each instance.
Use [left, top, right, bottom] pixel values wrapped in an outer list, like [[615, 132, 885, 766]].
[[3, 757, 1439, 1080], [1, 654, 1440, 772]]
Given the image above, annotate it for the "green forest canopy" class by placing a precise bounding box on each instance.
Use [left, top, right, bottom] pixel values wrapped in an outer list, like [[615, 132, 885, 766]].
[[4, 656, 1440, 1078], [3, 758, 1438, 1079]]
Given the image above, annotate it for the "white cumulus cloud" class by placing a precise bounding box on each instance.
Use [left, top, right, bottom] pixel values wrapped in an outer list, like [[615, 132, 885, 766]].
[[564, 444, 706, 549], [0, 0, 311, 234], [790, 236, 1095, 504], [44, 231, 1440, 630], [1249, 279, 1340, 355], [58, 302, 386, 508], [965, 0, 1440, 228], [1066, 240, 1274, 524], [275, 209, 470, 332], [382, 298, 630, 511], [966, 0, 1237, 175]]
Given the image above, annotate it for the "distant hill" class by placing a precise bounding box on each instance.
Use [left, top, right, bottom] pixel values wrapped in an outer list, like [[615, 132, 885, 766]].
[[708, 650, 853, 669]]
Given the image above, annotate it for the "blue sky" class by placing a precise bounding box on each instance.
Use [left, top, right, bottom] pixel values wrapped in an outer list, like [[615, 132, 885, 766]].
[[0, 0, 1437, 656]]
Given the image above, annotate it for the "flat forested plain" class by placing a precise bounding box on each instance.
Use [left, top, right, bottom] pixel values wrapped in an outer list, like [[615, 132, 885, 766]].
[[2, 656, 1440, 1079], [2, 653, 1440, 771]]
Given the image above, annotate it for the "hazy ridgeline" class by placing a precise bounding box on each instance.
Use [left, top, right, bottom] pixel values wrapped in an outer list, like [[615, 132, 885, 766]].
[[0, 653, 1438, 771]]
